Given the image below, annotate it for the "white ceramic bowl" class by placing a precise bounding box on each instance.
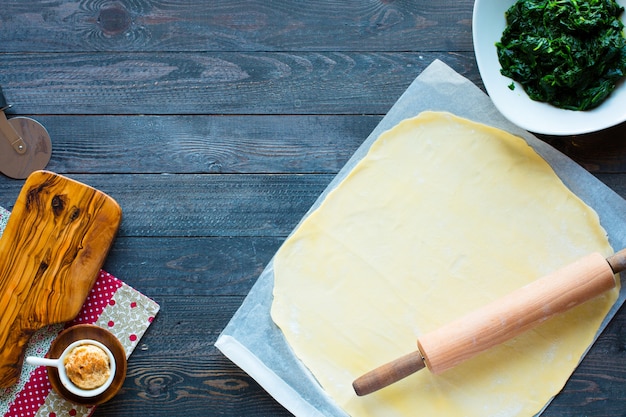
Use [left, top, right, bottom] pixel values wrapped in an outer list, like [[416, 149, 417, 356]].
[[27, 339, 116, 398], [473, 0, 626, 135]]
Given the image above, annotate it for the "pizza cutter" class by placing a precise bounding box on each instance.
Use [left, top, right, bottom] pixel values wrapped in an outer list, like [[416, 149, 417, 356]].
[[0, 86, 52, 179], [353, 248, 626, 396]]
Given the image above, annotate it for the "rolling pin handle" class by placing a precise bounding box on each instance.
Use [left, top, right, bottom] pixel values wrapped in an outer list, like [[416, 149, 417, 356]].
[[353, 250, 623, 395], [607, 248, 626, 274], [352, 350, 425, 396]]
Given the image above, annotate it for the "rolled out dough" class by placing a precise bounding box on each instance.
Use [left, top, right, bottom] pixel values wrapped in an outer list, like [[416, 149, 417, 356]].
[[271, 111, 618, 417]]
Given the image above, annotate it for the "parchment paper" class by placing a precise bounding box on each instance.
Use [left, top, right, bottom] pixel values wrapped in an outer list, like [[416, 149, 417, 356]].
[[215, 59, 626, 417]]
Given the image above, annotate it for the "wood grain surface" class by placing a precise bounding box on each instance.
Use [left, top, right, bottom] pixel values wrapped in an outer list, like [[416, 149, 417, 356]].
[[0, 1, 625, 416], [0, 171, 121, 387]]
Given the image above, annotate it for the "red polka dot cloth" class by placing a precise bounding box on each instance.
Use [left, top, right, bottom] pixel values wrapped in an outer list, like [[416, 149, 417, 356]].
[[0, 206, 160, 417]]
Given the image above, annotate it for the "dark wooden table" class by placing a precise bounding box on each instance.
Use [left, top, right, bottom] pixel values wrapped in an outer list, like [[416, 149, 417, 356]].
[[0, 1, 624, 416]]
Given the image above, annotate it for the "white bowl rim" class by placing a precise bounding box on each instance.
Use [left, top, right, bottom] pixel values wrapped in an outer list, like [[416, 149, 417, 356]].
[[473, 0, 626, 135], [58, 339, 117, 398]]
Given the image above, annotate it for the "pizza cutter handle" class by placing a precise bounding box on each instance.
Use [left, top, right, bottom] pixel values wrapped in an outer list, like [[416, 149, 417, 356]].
[[0, 85, 9, 111], [0, 86, 27, 155]]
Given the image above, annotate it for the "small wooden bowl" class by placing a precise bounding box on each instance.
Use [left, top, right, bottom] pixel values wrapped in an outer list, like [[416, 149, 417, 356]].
[[46, 324, 127, 405]]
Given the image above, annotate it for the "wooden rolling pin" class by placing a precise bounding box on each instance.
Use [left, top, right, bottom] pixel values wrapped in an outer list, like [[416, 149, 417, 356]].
[[352, 249, 626, 396]]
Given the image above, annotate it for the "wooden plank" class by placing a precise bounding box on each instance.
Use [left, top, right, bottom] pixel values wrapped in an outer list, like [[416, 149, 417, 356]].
[[0, 1, 473, 53], [2, 173, 625, 239], [528, 302, 626, 416], [87, 294, 625, 417], [0, 52, 480, 115], [30, 115, 379, 174], [540, 129, 626, 173], [102, 236, 283, 297], [0, 115, 626, 174], [22, 114, 624, 175], [0, 114, 621, 174], [93, 295, 292, 416], [594, 174, 626, 196], [0, 174, 332, 238]]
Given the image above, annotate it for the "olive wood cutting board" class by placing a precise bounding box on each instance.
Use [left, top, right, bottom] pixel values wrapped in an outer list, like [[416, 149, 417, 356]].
[[0, 170, 122, 387]]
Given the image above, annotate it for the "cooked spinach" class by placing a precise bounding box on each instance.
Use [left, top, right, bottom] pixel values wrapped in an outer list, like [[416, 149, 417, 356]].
[[496, 0, 626, 110]]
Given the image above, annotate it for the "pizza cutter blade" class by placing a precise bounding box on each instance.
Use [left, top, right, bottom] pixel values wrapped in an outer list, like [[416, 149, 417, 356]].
[[0, 86, 52, 179]]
